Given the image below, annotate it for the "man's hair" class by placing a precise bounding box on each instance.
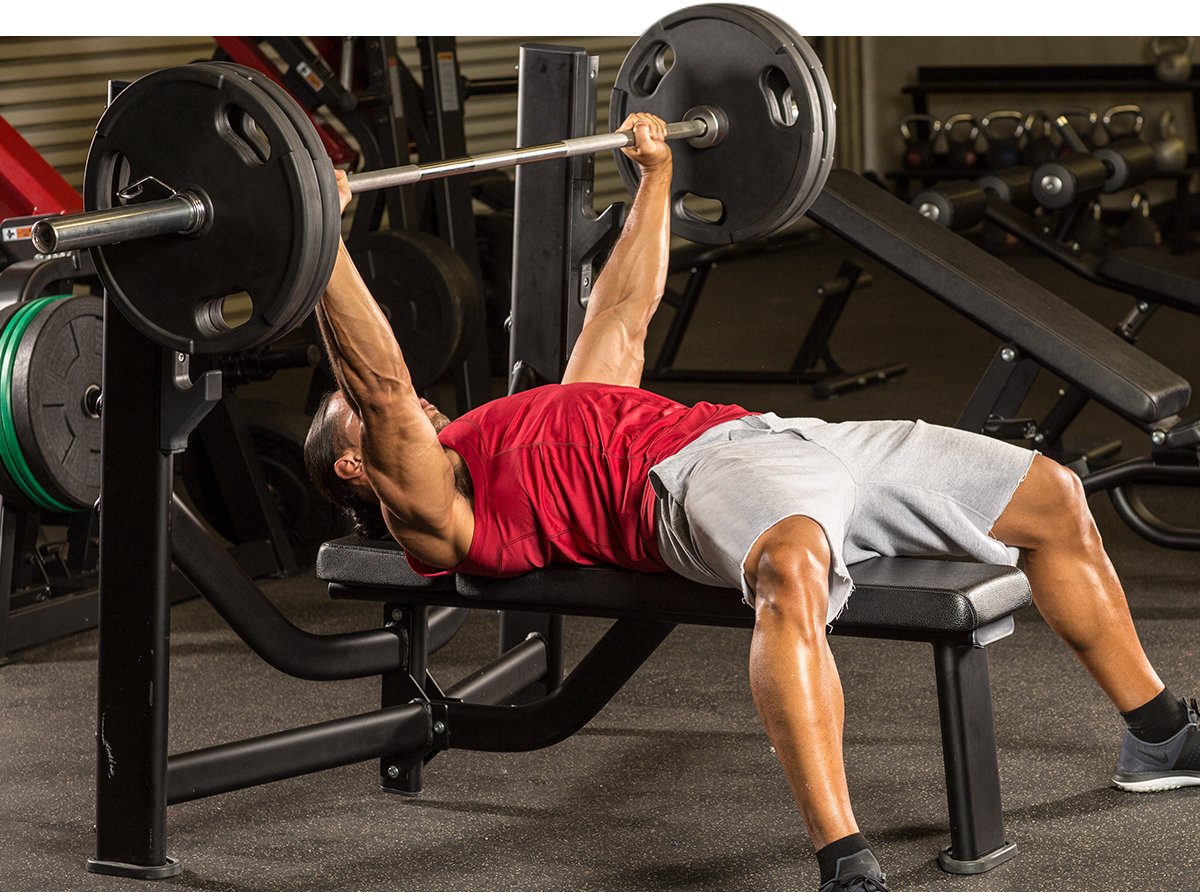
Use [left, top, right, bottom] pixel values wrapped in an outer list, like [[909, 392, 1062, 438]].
[[303, 391, 392, 540]]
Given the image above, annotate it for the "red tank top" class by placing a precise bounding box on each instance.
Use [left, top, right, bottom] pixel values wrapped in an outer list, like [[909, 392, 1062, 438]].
[[406, 382, 751, 577]]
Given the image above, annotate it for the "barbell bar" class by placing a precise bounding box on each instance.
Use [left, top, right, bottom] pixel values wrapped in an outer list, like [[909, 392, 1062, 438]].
[[32, 110, 720, 255]]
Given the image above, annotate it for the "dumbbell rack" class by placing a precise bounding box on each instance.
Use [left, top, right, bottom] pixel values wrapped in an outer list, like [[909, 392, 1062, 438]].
[[895, 64, 1200, 245], [904, 65, 1200, 145]]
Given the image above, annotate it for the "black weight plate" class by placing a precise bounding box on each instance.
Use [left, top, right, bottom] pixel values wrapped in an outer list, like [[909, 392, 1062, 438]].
[[728, 5, 836, 230], [181, 398, 350, 566], [192, 62, 334, 341], [201, 62, 341, 340], [347, 231, 477, 392], [708, 3, 829, 231], [611, 4, 828, 244], [11, 295, 102, 509], [84, 64, 328, 354]]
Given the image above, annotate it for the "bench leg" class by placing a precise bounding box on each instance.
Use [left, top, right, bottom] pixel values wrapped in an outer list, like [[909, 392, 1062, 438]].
[[380, 604, 429, 796], [932, 640, 1017, 874]]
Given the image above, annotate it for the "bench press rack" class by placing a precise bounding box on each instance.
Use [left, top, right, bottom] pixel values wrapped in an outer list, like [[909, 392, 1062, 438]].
[[88, 33, 1200, 885], [90, 301, 1030, 879], [84, 42, 1045, 882]]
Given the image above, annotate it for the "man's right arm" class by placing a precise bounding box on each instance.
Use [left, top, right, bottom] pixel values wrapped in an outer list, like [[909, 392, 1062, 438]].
[[317, 174, 472, 566], [561, 113, 673, 388]]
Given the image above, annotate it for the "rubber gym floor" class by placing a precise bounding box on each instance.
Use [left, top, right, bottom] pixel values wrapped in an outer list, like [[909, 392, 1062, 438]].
[[3, 230, 1199, 891]]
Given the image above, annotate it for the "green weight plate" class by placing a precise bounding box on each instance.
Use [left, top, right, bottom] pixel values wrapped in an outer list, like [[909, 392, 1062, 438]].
[[610, 4, 831, 244], [11, 295, 103, 510], [347, 231, 480, 392], [200, 62, 341, 341], [0, 300, 32, 508], [83, 63, 333, 354]]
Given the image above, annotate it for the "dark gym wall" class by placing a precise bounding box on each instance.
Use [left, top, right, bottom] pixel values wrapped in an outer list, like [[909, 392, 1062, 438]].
[[5, 35, 1195, 215]]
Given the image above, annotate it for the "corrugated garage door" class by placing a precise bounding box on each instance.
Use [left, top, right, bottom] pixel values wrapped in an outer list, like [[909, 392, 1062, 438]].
[[0, 37, 219, 192]]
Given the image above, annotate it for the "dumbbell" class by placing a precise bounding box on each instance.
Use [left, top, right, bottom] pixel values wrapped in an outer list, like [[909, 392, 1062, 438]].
[[976, 166, 1037, 212], [1030, 139, 1158, 210]]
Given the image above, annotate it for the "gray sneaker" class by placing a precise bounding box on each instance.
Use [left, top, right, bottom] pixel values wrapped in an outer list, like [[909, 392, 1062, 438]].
[[1112, 697, 1200, 793], [817, 850, 889, 892]]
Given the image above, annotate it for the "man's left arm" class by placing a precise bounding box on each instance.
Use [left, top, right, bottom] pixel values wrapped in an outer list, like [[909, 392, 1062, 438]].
[[562, 113, 672, 388]]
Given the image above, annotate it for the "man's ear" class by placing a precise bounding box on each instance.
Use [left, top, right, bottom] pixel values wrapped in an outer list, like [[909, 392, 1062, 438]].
[[333, 451, 363, 482]]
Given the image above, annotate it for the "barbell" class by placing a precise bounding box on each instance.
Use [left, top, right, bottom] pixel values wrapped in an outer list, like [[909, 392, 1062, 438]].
[[30, 4, 835, 357], [34, 114, 721, 256]]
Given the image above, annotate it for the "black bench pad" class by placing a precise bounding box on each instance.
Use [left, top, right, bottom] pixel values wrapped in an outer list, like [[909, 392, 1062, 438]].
[[809, 170, 1190, 426], [318, 537, 1031, 635], [1098, 246, 1200, 314]]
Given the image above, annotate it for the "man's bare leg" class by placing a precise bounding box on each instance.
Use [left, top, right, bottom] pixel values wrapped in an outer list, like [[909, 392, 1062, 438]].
[[990, 454, 1164, 711], [990, 454, 1200, 792], [743, 516, 860, 849]]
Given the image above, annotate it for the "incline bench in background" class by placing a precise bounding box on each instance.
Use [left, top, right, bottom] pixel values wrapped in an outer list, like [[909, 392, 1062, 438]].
[[317, 536, 1032, 875]]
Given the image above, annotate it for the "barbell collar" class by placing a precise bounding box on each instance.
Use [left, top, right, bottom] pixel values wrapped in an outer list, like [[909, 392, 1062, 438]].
[[346, 114, 714, 194], [31, 191, 208, 254]]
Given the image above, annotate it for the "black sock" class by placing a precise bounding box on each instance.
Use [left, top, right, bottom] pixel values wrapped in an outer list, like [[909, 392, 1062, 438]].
[[1122, 687, 1189, 742], [817, 832, 875, 884]]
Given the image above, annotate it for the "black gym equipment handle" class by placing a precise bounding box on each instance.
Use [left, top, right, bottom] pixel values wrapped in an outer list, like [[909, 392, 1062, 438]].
[[30, 110, 721, 255], [170, 495, 406, 680]]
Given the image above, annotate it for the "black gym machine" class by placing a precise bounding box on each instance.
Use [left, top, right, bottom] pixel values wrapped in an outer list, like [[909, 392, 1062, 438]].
[[50, 13, 1031, 878], [0, 226, 106, 662], [911, 127, 1200, 551], [43, 12, 1200, 880]]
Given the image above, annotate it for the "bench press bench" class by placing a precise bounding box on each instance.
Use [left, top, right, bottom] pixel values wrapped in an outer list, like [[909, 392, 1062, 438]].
[[308, 181, 1194, 875], [317, 536, 1032, 874]]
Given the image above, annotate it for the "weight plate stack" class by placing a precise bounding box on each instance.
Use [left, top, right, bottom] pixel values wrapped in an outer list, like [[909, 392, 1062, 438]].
[[346, 230, 482, 392], [610, 4, 833, 244], [0, 295, 102, 513], [83, 63, 338, 355]]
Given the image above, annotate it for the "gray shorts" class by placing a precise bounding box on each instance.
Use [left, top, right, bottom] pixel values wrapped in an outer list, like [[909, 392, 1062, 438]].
[[649, 414, 1038, 624]]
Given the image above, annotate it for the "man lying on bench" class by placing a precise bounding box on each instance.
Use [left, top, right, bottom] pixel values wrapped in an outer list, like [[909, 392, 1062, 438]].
[[303, 114, 1198, 892]]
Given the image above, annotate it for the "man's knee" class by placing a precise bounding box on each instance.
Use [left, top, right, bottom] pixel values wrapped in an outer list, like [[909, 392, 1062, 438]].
[[745, 515, 832, 631], [1003, 454, 1099, 551]]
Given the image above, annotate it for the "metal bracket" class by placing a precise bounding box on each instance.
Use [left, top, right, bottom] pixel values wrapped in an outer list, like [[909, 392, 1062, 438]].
[[160, 351, 221, 454], [430, 701, 451, 751], [118, 176, 178, 203]]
